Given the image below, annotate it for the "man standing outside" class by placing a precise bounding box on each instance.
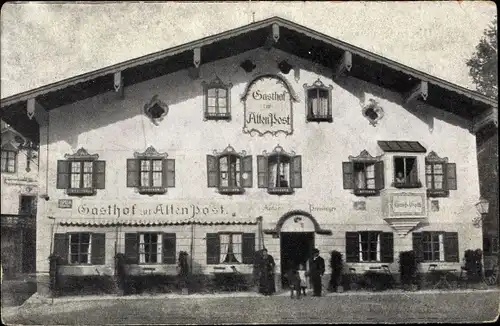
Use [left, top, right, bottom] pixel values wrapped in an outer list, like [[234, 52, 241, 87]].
[[309, 248, 325, 297]]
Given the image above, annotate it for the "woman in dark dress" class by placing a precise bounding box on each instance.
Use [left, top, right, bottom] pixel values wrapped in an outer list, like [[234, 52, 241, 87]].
[[258, 248, 276, 295]]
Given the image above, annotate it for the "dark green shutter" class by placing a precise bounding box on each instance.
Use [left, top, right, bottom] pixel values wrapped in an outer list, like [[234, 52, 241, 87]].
[[375, 161, 385, 190], [56, 161, 70, 189], [381, 232, 394, 263], [412, 232, 424, 262], [93, 160, 106, 189], [53, 233, 69, 265], [241, 155, 253, 188], [91, 233, 106, 265], [126, 159, 140, 187], [444, 232, 459, 262], [124, 233, 138, 264], [242, 233, 255, 264], [163, 159, 175, 188], [162, 233, 176, 264], [345, 232, 359, 262], [343, 162, 354, 189], [290, 155, 302, 188], [257, 155, 268, 188], [207, 155, 219, 187], [206, 233, 220, 264], [446, 163, 457, 190]]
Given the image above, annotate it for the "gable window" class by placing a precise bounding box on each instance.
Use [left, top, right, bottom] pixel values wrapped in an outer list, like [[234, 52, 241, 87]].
[[257, 145, 302, 195], [52, 232, 106, 265], [124, 232, 176, 264], [207, 145, 252, 194], [412, 231, 459, 262], [343, 150, 384, 196], [127, 146, 175, 195], [304, 79, 333, 122], [206, 233, 255, 265], [202, 76, 232, 121], [345, 231, 394, 263], [1, 149, 17, 173], [393, 156, 421, 188], [425, 151, 457, 197], [57, 148, 105, 196]]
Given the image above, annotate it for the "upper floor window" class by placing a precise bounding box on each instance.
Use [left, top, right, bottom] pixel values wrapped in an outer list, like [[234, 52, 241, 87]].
[[207, 145, 252, 194], [1, 149, 17, 173], [127, 146, 175, 195], [345, 231, 394, 263], [304, 79, 333, 122], [257, 145, 302, 195], [202, 76, 232, 121], [343, 150, 384, 196], [412, 231, 459, 262], [52, 232, 106, 265], [206, 232, 255, 265], [124, 232, 176, 264], [57, 148, 105, 196], [425, 151, 457, 197]]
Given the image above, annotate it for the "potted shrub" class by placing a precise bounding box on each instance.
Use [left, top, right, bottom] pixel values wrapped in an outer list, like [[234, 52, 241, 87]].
[[464, 249, 483, 284], [399, 251, 419, 291], [329, 250, 344, 292], [178, 251, 190, 294]]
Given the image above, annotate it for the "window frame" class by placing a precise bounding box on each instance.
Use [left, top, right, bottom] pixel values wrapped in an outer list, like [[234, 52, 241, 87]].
[[303, 79, 333, 123], [68, 232, 92, 265], [267, 152, 294, 194], [343, 150, 384, 196], [421, 231, 445, 262], [358, 231, 382, 263], [206, 232, 255, 265], [218, 232, 244, 264], [57, 148, 104, 196], [393, 155, 421, 188], [1, 149, 17, 173], [207, 145, 252, 195], [138, 232, 162, 264], [202, 76, 232, 121], [425, 151, 453, 197]]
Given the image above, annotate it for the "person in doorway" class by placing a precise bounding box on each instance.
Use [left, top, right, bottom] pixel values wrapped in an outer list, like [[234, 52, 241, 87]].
[[287, 266, 301, 299], [298, 263, 308, 297], [258, 248, 276, 296], [309, 248, 325, 297]]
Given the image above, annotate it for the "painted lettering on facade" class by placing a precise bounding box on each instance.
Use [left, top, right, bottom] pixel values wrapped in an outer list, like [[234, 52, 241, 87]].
[[243, 76, 293, 136], [390, 193, 426, 216], [309, 204, 336, 213]]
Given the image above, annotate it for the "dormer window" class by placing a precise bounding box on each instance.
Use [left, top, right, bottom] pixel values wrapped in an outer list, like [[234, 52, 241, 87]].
[[343, 150, 384, 196], [57, 148, 105, 196], [425, 151, 457, 197], [304, 79, 333, 122], [257, 145, 302, 195], [1, 147, 17, 173], [202, 76, 232, 121], [207, 145, 252, 194]]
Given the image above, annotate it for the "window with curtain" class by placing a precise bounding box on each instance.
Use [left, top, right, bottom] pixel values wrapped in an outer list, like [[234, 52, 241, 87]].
[[268, 154, 291, 188], [219, 233, 243, 264], [139, 233, 162, 264], [219, 155, 240, 188], [70, 161, 94, 189], [359, 231, 381, 262], [422, 232, 444, 262], [353, 162, 376, 190], [140, 159, 163, 187]]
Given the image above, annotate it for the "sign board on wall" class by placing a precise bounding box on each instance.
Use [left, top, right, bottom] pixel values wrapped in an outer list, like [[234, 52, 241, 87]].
[[388, 193, 427, 217], [241, 75, 297, 136]]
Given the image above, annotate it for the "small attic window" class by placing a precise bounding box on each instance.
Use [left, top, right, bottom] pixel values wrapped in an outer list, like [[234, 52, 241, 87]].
[[144, 95, 169, 126], [303, 79, 333, 123], [202, 76, 232, 121], [362, 99, 384, 126]]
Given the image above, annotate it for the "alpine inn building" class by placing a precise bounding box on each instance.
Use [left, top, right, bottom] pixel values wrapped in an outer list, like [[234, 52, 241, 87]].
[[1, 17, 498, 295]]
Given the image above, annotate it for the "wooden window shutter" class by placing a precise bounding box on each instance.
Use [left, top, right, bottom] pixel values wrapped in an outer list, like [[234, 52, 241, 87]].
[[56, 160, 70, 189], [381, 232, 394, 263], [446, 163, 457, 190], [444, 232, 459, 262], [93, 160, 106, 189], [163, 159, 175, 188], [257, 155, 268, 188], [91, 233, 106, 265], [206, 233, 220, 264], [53, 233, 69, 265], [126, 159, 140, 188], [207, 155, 219, 188], [375, 161, 385, 190], [241, 155, 253, 188], [242, 233, 256, 264], [162, 233, 176, 264], [412, 232, 424, 262], [124, 233, 139, 264], [290, 155, 302, 188], [342, 162, 354, 189], [345, 232, 359, 262]]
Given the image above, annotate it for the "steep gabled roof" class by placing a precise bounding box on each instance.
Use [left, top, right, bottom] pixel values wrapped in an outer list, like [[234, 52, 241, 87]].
[[0, 16, 497, 143]]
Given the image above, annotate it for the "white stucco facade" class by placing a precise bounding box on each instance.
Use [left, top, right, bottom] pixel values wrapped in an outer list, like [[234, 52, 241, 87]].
[[34, 47, 482, 287]]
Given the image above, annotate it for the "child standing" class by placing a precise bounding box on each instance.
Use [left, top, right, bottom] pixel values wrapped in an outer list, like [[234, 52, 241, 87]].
[[287, 267, 301, 299], [298, 264, 308, 296]]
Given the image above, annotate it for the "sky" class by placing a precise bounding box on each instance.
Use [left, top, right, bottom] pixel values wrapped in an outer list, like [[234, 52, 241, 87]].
[[0, 1, 497, 99]]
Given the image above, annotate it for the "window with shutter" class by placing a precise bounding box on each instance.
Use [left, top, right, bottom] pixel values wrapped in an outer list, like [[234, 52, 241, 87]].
[[91, 233, 106, 265], [425, 151, 455, 197], [304, 79, 333, 123], [208, 146, 251, 195], [262, 145, 297, 195], [163, 233, 177, 264], [58, 148, 102, 196], [128, 146, 171, 195], [242, 233, 256, 264], [344, 150, 384, 196], [206, 233, 220, 264]]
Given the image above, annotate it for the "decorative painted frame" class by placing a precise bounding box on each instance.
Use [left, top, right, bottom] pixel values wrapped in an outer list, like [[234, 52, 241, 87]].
[[347, 150, 384, 196], [425, 151, 449, 197], [210, 145, 249, 195], [201, 76, 232, 121], [143, 95, 169, 126], [241, 74, 298, 137], [303, 78, 333, 123], [362, 98, 385, 126], [261, 144, 297, 195], [62, 148, 101, 196], [132, 145, 169, 195]]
